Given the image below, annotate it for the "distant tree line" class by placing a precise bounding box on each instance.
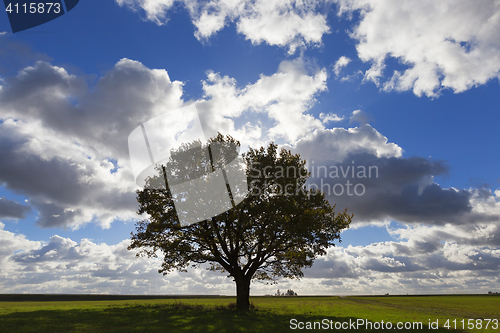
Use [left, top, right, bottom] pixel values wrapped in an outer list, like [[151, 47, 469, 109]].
[[275, 289, 298, 296]]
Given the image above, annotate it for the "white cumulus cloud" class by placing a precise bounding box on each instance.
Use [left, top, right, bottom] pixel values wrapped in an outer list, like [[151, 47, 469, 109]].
[[116, 0, 331, 53], [335, 0, 500, 97], [333, 56, 351, 76]]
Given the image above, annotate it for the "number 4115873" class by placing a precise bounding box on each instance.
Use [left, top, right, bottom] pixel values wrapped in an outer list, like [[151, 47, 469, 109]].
[[5, 3, 61, 14]]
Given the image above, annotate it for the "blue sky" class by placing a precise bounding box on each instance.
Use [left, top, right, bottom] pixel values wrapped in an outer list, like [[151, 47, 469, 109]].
[[1, 0, 500, 296]]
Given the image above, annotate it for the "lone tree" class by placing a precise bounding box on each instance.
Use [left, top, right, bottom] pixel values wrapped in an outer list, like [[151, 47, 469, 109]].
[[129, 134, 352, 310]]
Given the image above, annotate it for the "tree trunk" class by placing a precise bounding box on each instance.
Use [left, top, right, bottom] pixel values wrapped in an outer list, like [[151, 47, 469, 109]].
[[235, 276, 251, 310]]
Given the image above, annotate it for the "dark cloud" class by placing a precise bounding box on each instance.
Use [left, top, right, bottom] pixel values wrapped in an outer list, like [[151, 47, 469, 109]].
[[293, 127, 498, 225], [0, 132, 88, 205], [32, 202, 85, 229], [0, 197, 31, 219], [12, 235, 82, 263], [0, 59, 183, 159], [316, 152, 475, 224], [0, 128, 137, 228], [0, 59, 183, 228]]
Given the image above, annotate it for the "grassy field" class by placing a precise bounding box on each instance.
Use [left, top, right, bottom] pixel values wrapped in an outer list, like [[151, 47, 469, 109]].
[[0, 295, 498, 332]]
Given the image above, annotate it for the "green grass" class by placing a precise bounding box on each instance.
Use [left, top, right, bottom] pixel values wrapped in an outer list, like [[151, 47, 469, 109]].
[[0, 295, 498, 332]]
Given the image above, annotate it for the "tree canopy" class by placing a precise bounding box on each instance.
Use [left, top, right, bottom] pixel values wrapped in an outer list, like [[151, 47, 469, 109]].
[[129, 134, 352, 310]]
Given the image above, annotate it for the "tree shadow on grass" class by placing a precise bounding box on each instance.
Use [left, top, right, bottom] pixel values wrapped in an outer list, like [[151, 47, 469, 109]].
[[0, 302, 468, 333]]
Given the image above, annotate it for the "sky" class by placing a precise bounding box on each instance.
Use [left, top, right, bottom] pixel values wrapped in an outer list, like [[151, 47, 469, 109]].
[[0, 0, 499, 296]]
